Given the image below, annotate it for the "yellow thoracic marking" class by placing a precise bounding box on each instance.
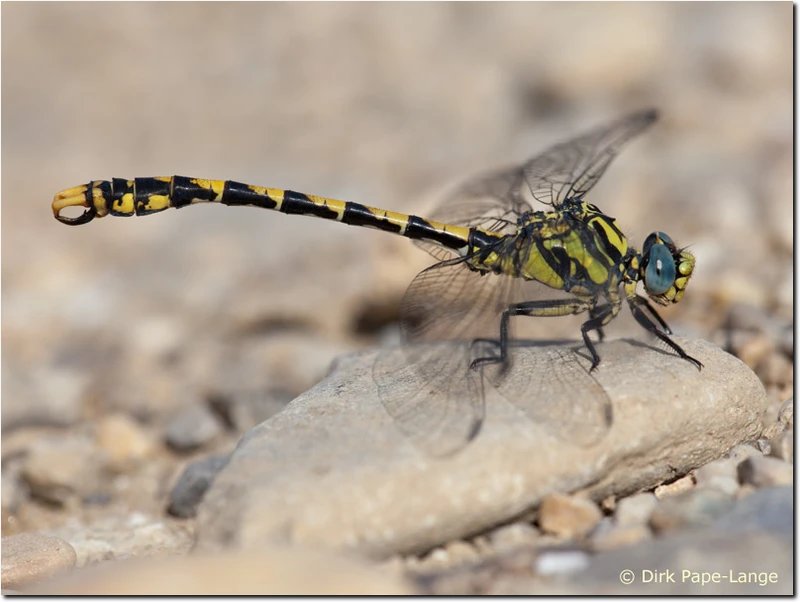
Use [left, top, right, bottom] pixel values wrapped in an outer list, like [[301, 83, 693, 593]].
[[565, 230, 609, 285], [585, 256, 609, 284], [525, 252, 564, 289], [591, 216, 627, 256]]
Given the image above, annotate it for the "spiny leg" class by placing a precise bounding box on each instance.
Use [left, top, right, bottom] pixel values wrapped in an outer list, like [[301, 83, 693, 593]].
[[470, 298, 595, 371], [589, 304, 612, 342], [578, 302, 623, 370], [628, 295, 703, 370], [636, 295, 673, 334]]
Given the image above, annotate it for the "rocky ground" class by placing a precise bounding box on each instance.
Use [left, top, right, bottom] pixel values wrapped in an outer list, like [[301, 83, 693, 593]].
[[2, 3, 793, 595]]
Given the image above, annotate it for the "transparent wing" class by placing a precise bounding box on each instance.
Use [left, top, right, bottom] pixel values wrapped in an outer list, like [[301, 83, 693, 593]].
[[485, 344, 613, 446], [522, 109, 658, 208], [399, 255, 518, 344], [375, 111, 650, 453], [413, 109, 657, 263], [413, 168, 528, 262], [373, 341, 484, 457], [374, 256, 520, 456]]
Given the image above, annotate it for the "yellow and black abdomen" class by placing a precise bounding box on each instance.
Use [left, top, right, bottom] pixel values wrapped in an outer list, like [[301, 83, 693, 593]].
[[52, 176, 476, 255]]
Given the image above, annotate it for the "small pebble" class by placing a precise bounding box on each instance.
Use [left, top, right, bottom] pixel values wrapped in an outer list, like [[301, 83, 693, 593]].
[[1, 533, 76, 590], [653, 474, 695, 499], [650, 488, 735, 533], [694, 458, 740, 495], [168, 454, 231, 518], [538, 493, 602, 539], [45, 513, 193, 567], [534, 549, 590, 576], [591, 523, 651, 552], [164, 404, 225, 452], [769, 428, 793, 463], [778, 398, 793, 430], [20, 436, 108, 505], [443, 540, 479, 565], [95, 414, 157, 472], [726, 443, 763, 463], [487, 522, 539, 552], [615, 492, 658, 526], [737, 455, 793, 488]]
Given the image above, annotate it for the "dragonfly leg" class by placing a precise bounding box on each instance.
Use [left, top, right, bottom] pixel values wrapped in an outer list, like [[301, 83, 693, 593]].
[[627, 295, 703, 370], [589, 305, 613, 342], [579, 303, 621, 371], [635, 295, 673, 334], [470, 298, 593, 371]]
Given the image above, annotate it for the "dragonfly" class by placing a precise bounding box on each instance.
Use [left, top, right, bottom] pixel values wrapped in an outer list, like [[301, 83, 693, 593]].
[[52, 109, 701, 455]]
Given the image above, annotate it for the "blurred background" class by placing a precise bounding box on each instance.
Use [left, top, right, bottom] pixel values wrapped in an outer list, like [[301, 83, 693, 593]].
[[2, 3, 792, 537]]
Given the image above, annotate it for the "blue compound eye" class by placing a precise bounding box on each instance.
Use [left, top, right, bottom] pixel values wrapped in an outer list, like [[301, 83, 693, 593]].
[[656, 231, 673, 246], [645, 244, 676, 295], [643, 231, 673, 256]]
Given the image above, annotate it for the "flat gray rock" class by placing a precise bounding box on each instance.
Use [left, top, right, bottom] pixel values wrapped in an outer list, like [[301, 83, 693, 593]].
[[195, 338, 766, 558]]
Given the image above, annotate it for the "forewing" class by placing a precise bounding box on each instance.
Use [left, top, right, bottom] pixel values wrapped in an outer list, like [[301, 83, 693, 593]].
[[414, 167, 528, 262], [523, 109, 658, 208], [414, 109, 658, 262]]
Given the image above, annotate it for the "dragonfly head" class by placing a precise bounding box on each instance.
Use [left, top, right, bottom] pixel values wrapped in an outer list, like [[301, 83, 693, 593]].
[[640, 232, 694, 306]]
